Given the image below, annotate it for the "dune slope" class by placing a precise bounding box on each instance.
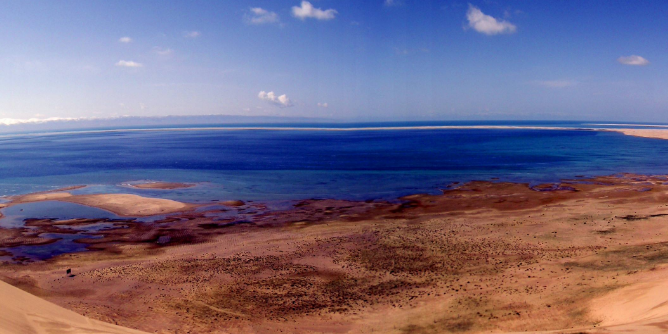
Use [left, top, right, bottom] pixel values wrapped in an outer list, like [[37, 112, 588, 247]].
[[0, 280, 147, 334]]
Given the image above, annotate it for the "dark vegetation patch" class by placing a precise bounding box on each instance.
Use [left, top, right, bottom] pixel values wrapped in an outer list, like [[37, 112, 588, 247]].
[[618, 213, 668, 221], [197, 220, 253, 229], [343, 227, 540, 276], [0, 228, 60, 248], [595, 227, 616, 235]]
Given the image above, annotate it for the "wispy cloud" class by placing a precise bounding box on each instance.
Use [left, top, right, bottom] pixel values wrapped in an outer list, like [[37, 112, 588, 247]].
[[292, 1, 337, 20], [617, 55, 649, 66], [258, 91, 294, 107], [394, 47, 429, 56], [183, 31, 201, 38], [245, 7, 280, 25], [118, 36, 132, 43], [317, 102, 329, 108], [115, 60, 143, 68], [466, 4, 517, 35], [153, 47, 174, 56], [533, 80, 577, 88], [384, 0, 403, 7]]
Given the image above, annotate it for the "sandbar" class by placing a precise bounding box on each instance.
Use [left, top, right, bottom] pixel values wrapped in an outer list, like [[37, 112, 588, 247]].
[[614, 128, 668, 140], [10, 192, 192, 217]]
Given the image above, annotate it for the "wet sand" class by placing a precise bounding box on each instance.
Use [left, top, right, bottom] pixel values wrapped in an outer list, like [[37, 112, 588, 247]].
[[3, 174, 668, 333]]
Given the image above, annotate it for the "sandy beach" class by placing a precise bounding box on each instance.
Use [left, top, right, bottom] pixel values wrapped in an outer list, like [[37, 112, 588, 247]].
[[3, 174, 668, 333]]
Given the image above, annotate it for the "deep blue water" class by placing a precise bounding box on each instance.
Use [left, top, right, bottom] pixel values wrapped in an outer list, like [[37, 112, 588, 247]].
[[1, 124, 668, 202]]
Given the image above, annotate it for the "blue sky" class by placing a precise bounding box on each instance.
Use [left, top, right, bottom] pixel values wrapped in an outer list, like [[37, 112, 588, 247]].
[[0, 0, 666, 124]]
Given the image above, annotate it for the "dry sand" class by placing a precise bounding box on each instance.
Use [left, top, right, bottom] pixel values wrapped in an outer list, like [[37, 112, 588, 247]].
[[0, 279, 147, 334]]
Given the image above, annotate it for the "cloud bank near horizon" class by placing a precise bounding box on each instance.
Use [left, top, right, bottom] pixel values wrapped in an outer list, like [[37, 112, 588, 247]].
[[0, 114, 324, 132], [0, 117, 81, 126]]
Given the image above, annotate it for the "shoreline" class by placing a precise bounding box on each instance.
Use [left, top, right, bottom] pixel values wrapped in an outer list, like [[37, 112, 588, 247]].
[[3, 174, 668, 333]]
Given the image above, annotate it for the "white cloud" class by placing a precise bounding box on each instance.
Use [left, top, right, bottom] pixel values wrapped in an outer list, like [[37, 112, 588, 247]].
[[183, 31, 201, 38], [317, 102, 329, 108], [115, 60, 143, 68], [292, 1, 337, 20], [119, 37, 132, 43], [246, 7, 280, 25], [466, 4, 517, 35], [258, 91, 294, 108], [534, 80, 577, 88], [617, 55, 649, 66], [153, 47, 174, 56], [384, 0, 403, 7]]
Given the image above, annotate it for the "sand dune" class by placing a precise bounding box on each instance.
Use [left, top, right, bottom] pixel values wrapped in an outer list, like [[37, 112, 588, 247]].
[[585, 268, 668, 334], [0, 279, 147, 334]]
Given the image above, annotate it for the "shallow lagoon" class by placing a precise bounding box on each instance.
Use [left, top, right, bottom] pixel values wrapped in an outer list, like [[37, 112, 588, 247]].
[[0, 201, 128, 259]]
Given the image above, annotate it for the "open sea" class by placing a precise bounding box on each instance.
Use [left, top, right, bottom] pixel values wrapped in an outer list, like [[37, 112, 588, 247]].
[[1, 121, 668, 203]]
